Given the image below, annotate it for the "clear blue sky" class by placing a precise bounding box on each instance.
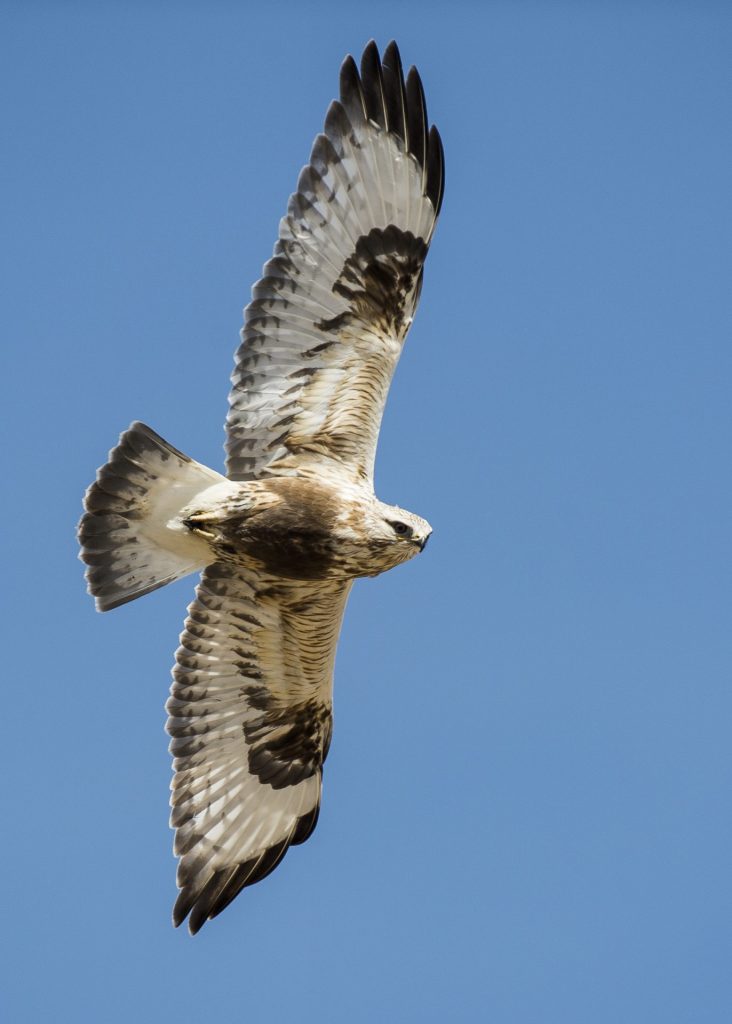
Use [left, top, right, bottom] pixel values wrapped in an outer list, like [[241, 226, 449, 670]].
[[3, 2, 731, 1021]]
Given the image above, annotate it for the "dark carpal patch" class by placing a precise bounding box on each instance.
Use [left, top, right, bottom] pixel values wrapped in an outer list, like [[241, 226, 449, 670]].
[[317, 226, 427, 340], [243, 692, 332, 789]]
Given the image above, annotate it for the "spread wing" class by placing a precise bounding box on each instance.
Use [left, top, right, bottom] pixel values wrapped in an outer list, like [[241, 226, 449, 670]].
[[166, 561, 351, 933], [226, 40, 444, 485]]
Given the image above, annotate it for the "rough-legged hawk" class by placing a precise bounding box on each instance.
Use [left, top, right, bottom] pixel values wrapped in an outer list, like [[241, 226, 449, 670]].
[[78, 40, 444, 933]]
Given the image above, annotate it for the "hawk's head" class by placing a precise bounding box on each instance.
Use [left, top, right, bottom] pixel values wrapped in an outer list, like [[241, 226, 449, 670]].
[[358, 501, 432, 574]]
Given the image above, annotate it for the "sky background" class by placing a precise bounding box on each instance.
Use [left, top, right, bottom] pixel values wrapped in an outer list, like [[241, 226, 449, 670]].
[[3, 1, 731, 1021]]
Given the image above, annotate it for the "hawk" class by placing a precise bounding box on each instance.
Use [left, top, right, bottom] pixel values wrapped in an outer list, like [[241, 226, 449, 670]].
[[78, 40, 444, 933]]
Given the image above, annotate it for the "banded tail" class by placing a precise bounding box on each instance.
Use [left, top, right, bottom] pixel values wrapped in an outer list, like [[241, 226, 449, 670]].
[[78, 422, 227, 612]]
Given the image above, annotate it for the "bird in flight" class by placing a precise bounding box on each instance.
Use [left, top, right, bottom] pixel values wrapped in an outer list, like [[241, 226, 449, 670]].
[[78, 40, 444, 933]]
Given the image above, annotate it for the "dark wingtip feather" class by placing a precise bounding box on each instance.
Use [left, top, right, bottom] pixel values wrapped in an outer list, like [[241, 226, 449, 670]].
[[359, 39, 386, 130], [339, 54, 366, 125], [173, 888, 196, 929], [426, 124, 445, 216], [383, 39, 401, 66], [405, 66, 428, 176], [186, 870, 233, 935], [381, 40, 407, 147]]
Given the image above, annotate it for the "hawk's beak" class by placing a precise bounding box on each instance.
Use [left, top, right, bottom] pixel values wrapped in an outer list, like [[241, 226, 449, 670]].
[[418, 532, 431, 552]]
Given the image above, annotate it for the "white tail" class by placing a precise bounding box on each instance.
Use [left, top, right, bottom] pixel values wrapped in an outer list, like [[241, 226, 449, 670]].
[[78, 422, 227, 611]]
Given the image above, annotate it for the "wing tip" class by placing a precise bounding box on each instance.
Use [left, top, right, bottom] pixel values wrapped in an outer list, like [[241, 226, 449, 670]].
[[333, 40, 444, 216], [172, 804, 322, 934], [174, 842, 290, 936]]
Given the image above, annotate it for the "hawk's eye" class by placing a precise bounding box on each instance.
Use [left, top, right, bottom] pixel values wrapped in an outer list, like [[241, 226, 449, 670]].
[[390, 520, 412, 538]]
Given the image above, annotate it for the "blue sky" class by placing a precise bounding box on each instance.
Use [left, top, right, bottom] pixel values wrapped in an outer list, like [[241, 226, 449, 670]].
[[3, 1, 731, 1020]]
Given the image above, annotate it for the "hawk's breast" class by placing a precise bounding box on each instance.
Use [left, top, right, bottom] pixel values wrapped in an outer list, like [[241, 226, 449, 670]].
[[217, 478, 347, 581]]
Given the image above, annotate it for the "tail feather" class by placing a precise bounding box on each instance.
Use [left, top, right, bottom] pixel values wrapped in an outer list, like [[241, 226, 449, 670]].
[[78, 422, 226, 612]]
